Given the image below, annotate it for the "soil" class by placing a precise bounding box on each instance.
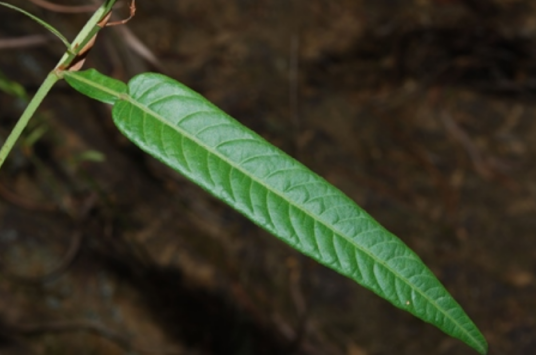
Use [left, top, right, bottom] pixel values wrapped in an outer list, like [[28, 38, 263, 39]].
[[0, 0, 535, 354]]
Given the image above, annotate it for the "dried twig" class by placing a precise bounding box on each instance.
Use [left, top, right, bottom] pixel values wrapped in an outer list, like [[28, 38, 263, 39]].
[[113, 25, 167, 73], [0, 35, 51, 50], [440, 111, 493, 179], [29, 0, 97, 13]]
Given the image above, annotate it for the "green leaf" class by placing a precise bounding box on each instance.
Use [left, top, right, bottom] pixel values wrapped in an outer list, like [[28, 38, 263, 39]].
[[63, 69, 488, 354], [63, 69, 127, 105]]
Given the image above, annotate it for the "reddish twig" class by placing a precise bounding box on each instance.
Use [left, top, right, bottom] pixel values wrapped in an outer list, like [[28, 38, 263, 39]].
[[106, 0, 136, 27]]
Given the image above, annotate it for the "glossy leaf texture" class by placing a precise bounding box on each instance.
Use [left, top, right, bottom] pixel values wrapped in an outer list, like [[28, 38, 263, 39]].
[[64, 69, 487, 354]]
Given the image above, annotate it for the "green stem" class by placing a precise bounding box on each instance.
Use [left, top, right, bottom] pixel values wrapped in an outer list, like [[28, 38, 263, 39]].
[[0, 0, 119, 170], [0, 72, 59, 169], [54, 0, 118, 70]]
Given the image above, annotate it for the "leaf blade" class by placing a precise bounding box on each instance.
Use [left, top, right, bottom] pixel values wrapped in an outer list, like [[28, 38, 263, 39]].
[[64, 70, 488, 354], [64, 69, 127, 105]]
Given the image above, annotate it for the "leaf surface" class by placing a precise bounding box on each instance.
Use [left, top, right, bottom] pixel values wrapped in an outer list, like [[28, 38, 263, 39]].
[[64, 68, 126, 105], [64, 69, 488, 354]]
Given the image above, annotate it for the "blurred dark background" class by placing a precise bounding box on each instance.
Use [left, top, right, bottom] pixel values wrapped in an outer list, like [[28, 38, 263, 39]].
[[0, 0, 535, 354]]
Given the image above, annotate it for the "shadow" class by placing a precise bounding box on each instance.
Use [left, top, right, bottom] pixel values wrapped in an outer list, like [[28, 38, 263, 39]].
[[93, 237, 297, 355]]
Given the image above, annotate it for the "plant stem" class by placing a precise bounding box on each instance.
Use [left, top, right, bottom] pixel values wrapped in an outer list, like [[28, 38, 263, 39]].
[[54, 0, 118, 70], [0, 72, 59, 169], [0, 0, 119, 170]]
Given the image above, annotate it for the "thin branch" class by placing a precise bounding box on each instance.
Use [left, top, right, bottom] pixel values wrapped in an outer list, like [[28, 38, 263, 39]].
[[0, 34, 51, 50], [440, 111, 493, 179], [29, 0, 97, 13], [114, 25, 168, 73]]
